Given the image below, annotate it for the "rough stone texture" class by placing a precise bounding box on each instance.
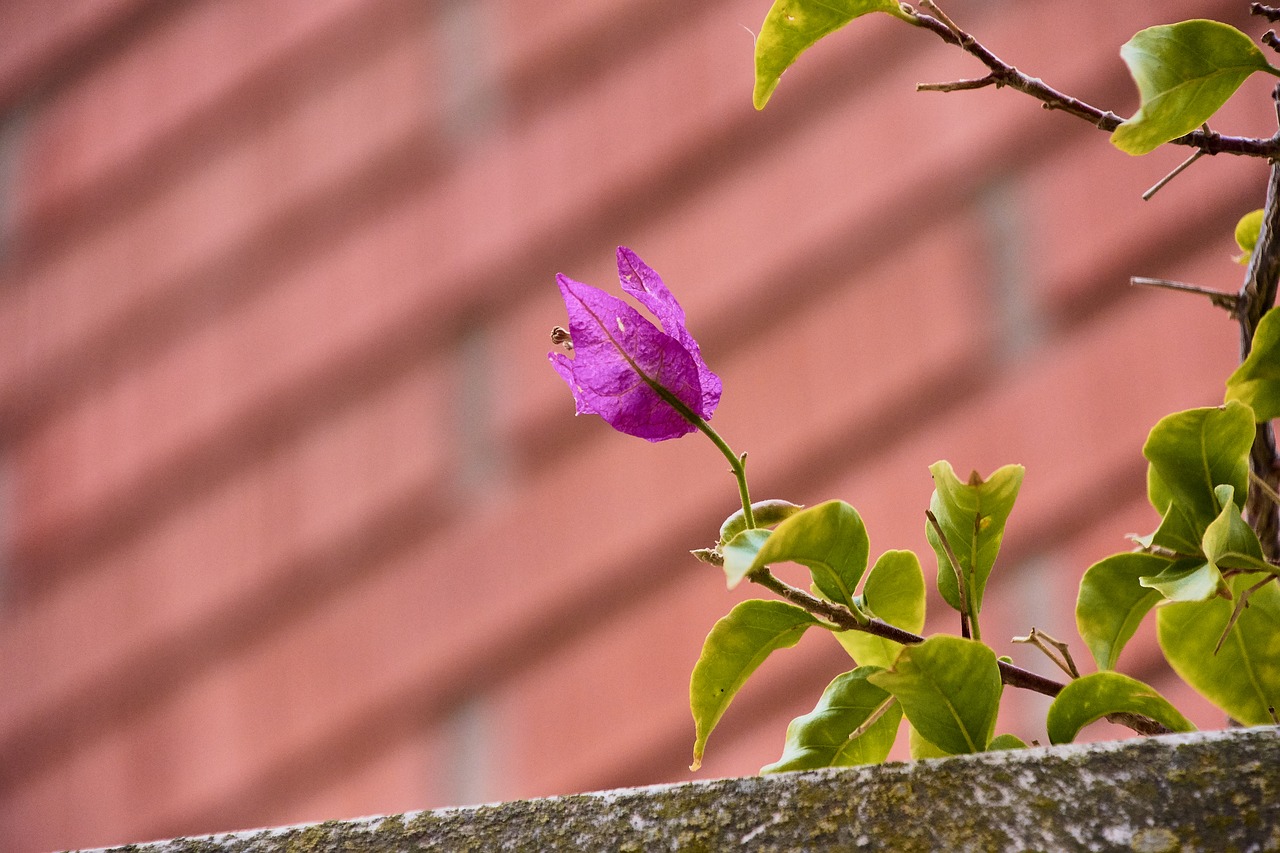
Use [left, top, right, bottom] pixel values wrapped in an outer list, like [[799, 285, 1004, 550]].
[[89, 728, 1278, 853]]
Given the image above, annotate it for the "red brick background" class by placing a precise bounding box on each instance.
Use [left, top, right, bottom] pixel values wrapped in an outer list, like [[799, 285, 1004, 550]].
[[0, 1, 1267, 849]]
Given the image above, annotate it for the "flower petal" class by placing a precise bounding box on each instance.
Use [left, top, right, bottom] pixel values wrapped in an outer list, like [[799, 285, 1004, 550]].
[[551, 273, 704, 441], [615, 247, 722, 418]]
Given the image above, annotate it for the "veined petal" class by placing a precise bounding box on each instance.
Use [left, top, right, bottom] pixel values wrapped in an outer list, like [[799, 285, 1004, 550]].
[[615, 247, 722, 418], [551, 273, 704, 441]]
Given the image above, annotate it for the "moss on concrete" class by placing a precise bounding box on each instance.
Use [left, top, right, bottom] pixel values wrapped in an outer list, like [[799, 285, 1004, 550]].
[[86, 727, 1278, 852]]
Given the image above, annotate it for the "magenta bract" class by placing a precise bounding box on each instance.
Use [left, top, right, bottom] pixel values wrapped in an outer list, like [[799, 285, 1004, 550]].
[[549, 247, 721, 442]]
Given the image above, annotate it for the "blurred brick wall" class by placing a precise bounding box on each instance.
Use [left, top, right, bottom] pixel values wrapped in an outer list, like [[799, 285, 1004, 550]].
[[0, 1, 1266, 849]]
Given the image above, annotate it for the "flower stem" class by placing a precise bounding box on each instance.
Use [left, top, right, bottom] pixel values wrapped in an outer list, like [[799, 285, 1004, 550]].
[[639, 379, 756, 530], [694, 420, 755, 530]]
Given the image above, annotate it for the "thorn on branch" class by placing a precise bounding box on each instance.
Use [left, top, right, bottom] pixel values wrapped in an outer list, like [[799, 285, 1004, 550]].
[[1142, 148, 1207, 200], [1012, 627, 1080, 679], [1130, 277, 1241, 315], [1254, 4, 1280, 23], [917, 74, 999, 93], [918, 0, 964, 42], [1214, 575, 1276, 654]]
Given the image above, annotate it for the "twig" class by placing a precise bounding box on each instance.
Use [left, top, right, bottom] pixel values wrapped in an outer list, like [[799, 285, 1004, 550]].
[[1012, 627, 1081, 679], [1142, 148, 1206, 200], [1265, 31, 1280, 54], [917, 75, 999, 93], [847, 697, 899, 740], [917, 0, 963, 41], [1214, 575, 1277, 654], [910, 2, 1280, 158], [926, 510, 973, 639], [1249, 469, 1280, 509], [1130, 277, 1240, 314]]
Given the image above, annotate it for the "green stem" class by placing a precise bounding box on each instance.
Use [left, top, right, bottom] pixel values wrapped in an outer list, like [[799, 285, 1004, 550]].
[[695, 420, 755, 530], [640, 377, 755, 530], [574, 295, 756, 530]]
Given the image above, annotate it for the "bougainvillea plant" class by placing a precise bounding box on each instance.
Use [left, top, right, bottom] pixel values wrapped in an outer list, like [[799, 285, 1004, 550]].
[[551, 1, 1280, 773]]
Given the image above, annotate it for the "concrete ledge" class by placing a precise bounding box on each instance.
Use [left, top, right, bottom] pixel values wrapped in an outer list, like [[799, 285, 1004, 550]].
[[93, 727, 1278, 852]]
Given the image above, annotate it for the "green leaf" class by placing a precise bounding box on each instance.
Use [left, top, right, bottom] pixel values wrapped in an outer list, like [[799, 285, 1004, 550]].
[[1142, 402, 1253, 530], [718, 499, 805, 545], [1234, 208, 1265, 265], [748, 500, 869, 610], [761, 666, 902, 773], [987, 733, 1027, 751], [1158, 572, 1280, 725], [1076, 552, 1169, 670], [690, 600, 821, 770], [1141, 466, 1203, 555], [1139, 560, 1225, 602], [925, 461, 1024, 617], [1227, 307, 1280, 422], [1046, 672, 1195, 744], [1203, 485, 1273, 574], [868, 635, 1002, 755], [721, 528, 772, 589], [1147, 499, 1206, 556], [836, 550, 925, 667], [1111, 20, 1275, 155], [908, 724, 949, 759], [753, 0, 913, 110]]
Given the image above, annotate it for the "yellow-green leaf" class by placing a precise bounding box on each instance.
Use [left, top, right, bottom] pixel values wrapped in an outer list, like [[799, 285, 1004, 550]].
[[907, 724, 949, 759], [1227, 307, 1280, 422], [868, 635, 1001, 755], [690, 600, 820, 769], [836, 550, 925, 667], [1158, 572, 1280, 725], [721, 528, 772, 589], [925, 461, 1024, 618], [1076, 552, 1168, 670], [1112, 20, 1275, 155], [1142, 402, 1253, 531], [761, 666, 901, 773], [1046, 672, 1194, 744], [748, 500, 869, 610], [753, 0, 913, 110], [1234, 208, 1265, 264], [988, 733, 1027, 751]]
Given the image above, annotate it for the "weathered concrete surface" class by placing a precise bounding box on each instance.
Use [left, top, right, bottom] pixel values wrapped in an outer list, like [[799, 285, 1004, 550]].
[[90, 727, 1277, 852]]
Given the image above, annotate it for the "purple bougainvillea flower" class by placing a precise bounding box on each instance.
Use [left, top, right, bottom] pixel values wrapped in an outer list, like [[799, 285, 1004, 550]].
[[549, 247, 721, 442]]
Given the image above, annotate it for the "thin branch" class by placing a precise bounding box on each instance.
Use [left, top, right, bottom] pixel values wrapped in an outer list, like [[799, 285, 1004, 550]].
[[847, 697, 899, 740], [747, 567, 1173, 736], [1142, 148, 1206, 200], [1249, 469, 1280, 509], [917, 0, 963, 41], [1215, 575, 1277, 654], [1013, 627, 1081, 679], [1264, 30, 1280, 54], [917, 75, 998, 94], [926, 510, 972, 639], [910, 2, 1280, 158], [1130, 277, 1240, 314]]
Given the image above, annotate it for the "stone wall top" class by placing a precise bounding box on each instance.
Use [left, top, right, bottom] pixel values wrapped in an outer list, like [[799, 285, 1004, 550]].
[[92, 727, 1278, 852]]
